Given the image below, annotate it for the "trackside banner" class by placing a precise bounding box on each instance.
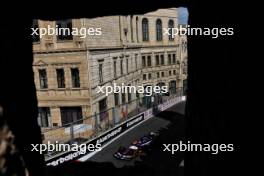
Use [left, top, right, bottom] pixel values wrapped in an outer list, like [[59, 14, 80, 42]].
[[46, 113, 144, 166]]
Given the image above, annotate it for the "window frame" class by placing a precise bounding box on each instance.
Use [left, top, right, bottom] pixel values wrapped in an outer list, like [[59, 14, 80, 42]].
[[39, 69, 48, 89], [71, 68, 80, 88], [156, 19, 163, 41], [56, 19, 73, 41], [38, 107, 50, 127], [142, 56, 146, 68], [99, 63, 103, 83], [147, 55, 151, 67], [142, 18, 149, 41], [56, 68, 65, 88], [168, 19, 174, 41]]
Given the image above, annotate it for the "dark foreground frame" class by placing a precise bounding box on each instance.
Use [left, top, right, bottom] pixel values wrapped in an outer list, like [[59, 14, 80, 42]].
[[0, 0, 240, 176]]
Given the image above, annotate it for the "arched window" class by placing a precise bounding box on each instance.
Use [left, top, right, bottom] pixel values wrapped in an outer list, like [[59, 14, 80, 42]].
[[142, 18, 149, 41], [136, 16, 139, 42], [168, 20, 174, 41], [156, 19, 162, 41], [130, 15, 134, 42]]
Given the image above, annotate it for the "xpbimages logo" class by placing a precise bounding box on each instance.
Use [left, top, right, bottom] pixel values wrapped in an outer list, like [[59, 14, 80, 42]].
[[97, 83, 168, 96], [31, 25, 102, 38], [163, 141, 234, 154], [31, 141, 101, 154], [163, 25, 234, 38]]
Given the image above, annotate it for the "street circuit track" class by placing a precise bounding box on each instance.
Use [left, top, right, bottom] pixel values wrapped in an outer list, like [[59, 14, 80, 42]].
[[46, 101, 185, 176], [87, 101, 186, 168]]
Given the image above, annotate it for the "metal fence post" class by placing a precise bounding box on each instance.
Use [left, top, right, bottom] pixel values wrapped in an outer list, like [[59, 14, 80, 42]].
[[126, 103, 128, 120], [112, 107, 116, 126], [70, 122, 74, 144], [137, 97, 139, 113], [107, 109, 110, 129], [94, 112, 98, 133]]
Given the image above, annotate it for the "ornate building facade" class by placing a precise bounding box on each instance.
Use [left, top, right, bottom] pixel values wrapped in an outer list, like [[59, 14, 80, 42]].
[[32, 8, 187, 142]]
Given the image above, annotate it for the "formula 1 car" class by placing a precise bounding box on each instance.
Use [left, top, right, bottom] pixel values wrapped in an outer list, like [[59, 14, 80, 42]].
[[132, 132, 159, 149], [113, 132, 159, 160], [113, 145, 142, 160]]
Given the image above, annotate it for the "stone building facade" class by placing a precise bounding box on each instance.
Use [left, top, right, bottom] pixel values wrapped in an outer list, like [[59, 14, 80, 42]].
[[32, 8, 187, 138]]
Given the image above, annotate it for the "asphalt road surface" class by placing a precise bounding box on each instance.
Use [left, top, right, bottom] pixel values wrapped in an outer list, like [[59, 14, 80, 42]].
[[47, 101, 185, 176], [88, 101, 186, 168]]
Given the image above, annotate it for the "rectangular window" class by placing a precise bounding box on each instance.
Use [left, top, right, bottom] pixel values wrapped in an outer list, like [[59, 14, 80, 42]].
[[169, 70, 172, 76], [71, 68, 80, 88], [113, 59, 117, 78], [99, 63, 103, 83], [155, 55, 159, 66], [161, 54, 164, 65], [148, 73, 152, 79], [114, 93, 119, 106], [56, 69, 65, 88], [120, 59, 123, 75], [143, 74, 147, 80], [99, 98, 108, 120], [60, 107, 82, 126], [39, 69, 48, 89], [168, 54, 171, 65], [142, 56, 146, 68], [173, 54, 176, 64], [99, 99, 107, 112], [56, 19, 73, 41], [161, 72, 165, 77], [157, 72, 160, 78], [147, 56, 151, 67], [173, 70, 176, 75], [38, 107, 50, 127]]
